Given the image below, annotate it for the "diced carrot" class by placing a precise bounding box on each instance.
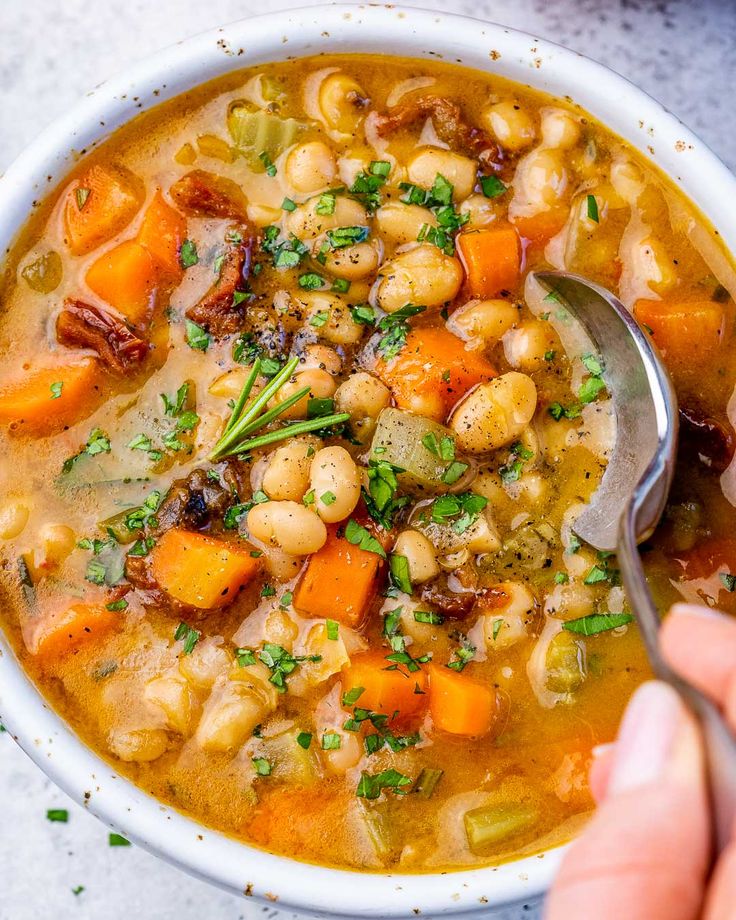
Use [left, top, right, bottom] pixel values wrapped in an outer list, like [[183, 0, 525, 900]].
[[375, 326, 496, 422], [511, 207, 568, 246], [28, 603, 117, 658], [63, 164, 143, 256], [151, 529, 261, 609], [85, 240, 158, 327], [342, 651, 428, 722], [457, 226, 521, 298], [634, 299, 726, 366], [293, 524, 382, 628], [0, 359, 98, 431], [137, 190, 187, 279], [673, 536, 736, 580], [428, 664, 497, 737]]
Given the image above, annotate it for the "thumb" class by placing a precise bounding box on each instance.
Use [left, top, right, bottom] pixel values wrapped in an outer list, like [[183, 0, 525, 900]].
[[545, 681, 710, 920]]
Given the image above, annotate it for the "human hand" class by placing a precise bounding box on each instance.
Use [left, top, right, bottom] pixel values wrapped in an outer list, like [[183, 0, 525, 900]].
[[545, 603, 736, 920]]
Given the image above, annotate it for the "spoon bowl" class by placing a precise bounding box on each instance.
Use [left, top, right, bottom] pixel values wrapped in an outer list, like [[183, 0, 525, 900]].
[[534, 269, 736, 856]]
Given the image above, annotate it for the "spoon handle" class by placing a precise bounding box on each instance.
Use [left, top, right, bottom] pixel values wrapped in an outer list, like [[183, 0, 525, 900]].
[[619, 505, 736, 857]]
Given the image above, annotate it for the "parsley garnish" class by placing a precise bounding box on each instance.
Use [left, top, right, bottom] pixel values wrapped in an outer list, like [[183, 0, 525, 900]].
[[174, 622, 201, 655], [344, 519, 386, 558], [349, 161, 391, 212], [376, 303, 426, 360], [428, 492, 488, 534], [185, 320, 210, 351], [563, 612, 634, 636], [49, 381, 63, 400], [356, 769, 412, 800], [480, 174, 507, 198], [179, 239, 199, 269]]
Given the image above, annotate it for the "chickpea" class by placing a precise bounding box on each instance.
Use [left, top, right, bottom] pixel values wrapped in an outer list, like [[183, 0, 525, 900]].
[[285, 141, 336, 194], [450, 372, 538, 453], [540, 108, 581, 149], [209, 367, 257, 400], [264, 607, 299, 650], [247, 203, 283, 227], [375, 244, 463, 313], [393, 530, 439, 584], [447, 299, 519, 347], [286, 195, 368, 240], [38, 523, 76, 567], [321, 241, 380, 281], [334, 372, 391, 443], [459, 193, 499, 229], [247, 500, 327, 556], [407, 148, 477, 201], [0, 500, 30, 540], [144, 674, 198, 735], [300, 343, 342, 375], [610, 157, 645, 205], [503, 320, 559, 371], [262, 437, 320, 501], [375, 202, 437, 245], [310, 446, 362, 523], [318, 72, 367, 133], [178, 639, 232, 691], [545, 581, 596, 621], [196, 677, 277, 753], [515, 147, 568, 209], [255, 543, 303, 582], [322, 730, 362, 774], [108, 727, 169, 763], [483, 100, 536, 152], [272, 368, 336, 419], [300, 292, 363, 345]]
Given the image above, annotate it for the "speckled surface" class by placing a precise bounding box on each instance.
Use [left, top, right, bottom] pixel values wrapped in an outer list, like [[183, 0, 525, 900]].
[[0, 1, 734, 918]]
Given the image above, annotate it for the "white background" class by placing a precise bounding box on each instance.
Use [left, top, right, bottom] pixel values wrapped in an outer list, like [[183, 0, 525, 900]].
[[0, 1, 734, 918]]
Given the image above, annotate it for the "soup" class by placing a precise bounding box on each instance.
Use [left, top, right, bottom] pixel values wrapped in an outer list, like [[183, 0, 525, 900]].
[[0, 54, 733, 873]]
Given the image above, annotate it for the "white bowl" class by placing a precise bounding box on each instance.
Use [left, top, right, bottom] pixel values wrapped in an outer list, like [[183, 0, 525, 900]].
[[1, 5, 734, 917]]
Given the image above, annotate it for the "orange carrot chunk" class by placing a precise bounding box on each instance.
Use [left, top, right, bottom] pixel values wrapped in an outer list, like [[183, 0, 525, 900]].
[[0, 359, 98, 431], [458, 226, 521, 298], [137, 190, 187, 280], [511, 207, 568, 246], [85, 240, 158, 327], [64, 164, 143, 256], [429, 664, 497, 736], [342, 651, 428, 722], [293, 524, 382, 628], [375, 326, 495, 422], [29, 603, 118, 658], [151, 529, 261, 610], [634, 299, 726, 366]]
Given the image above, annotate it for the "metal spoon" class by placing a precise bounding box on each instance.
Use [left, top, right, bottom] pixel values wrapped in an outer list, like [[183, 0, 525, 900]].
[[534, 270, 736, 855]]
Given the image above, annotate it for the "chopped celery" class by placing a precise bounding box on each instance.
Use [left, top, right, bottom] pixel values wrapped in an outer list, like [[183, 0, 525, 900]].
[[21, 251, 62, 293], [414, 767, 444, 799], [545, 630, 587, 693], [357, 800, 394, 861], [99, 509, 141, 545], [370, 408, 458, 492], [264, 729, 319, 785], [227, 102, 307, 169], [463, 802, 539, 853], [196, 134, 235, 163]]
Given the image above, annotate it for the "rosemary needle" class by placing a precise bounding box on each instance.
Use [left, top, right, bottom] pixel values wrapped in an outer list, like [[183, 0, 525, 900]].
[[208, 355, 349, 461]]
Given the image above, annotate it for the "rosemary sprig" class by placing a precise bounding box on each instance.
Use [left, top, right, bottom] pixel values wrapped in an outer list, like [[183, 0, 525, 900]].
[[208, 355, 349, 460]]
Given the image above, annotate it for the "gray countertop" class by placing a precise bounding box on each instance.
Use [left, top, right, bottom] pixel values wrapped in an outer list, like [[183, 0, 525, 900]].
[[0, 1, 734, 918]]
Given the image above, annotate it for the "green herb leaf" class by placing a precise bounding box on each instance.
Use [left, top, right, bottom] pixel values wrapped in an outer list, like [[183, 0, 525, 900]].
[[49, 381, 63, 400], [296, 731, 312, 749], [563, 612, 634, 636], [480, 175, 507, 198], [252, 756, 272, 776], [174, 621, 201, 655], [321, 732, 342, 750], [108, 833, 131, 847], [179, 239, 199, 269], [185, 320, 210, 351], [345, 519, 386, 558], [389, 553, 412, 594], [586, 194, 600, 223]]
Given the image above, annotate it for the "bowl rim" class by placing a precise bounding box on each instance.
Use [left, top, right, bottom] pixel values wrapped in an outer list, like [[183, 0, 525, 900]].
[[1, 4, 735, 916]]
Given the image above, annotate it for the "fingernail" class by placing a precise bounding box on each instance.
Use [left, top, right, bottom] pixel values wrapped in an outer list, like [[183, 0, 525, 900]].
[[591, 742, 614, 760], [607, 681, 682, 794], [670, 602, 729, 623]]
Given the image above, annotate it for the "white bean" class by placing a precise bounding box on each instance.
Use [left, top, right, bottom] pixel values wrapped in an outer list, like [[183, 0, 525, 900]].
[[285, 141, 336, 193], [0, 500, 30, 540], [447, 299, 519, 347], [393, 530, 439, 583], [483, 101, 536, 152], [375, 244, 463, 313], [334, 372, 391, 442], [144, 673, 198, 735], [503, 320, 558, 371], [375, 202, 437, 245], [407, 148, 477, 201], [262, 437, 320, 501], [247, 500, 327, 556], [310, 446, 362, 523], [272, 368, 336, 419], [450, 372, 538, 453]]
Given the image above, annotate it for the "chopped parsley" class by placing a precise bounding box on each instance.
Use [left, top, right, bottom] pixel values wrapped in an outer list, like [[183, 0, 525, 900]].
[[350, 303, 376, 325], [375, 303, 426, 360], [252, 757, 272, 776], [389, 553, 412, 594], [105, 598, 128, 612], [414, 609, 444, 625], [349, 161, 391, 212], [49, 381, 63, 400], [499, 441, 534, 484], [326, 225, 370, 249], [315, 192, 337, 215], [326, 619, 339, 640], [179, 239, 199, 269], [480, 174, 508, 198], [446, 637, 476, 672], [720, 572, 736, 592], [428, 492, 488, 534], [174, 622, 201, 655], [61, 427, 111, 473], [586, 194, 600, 223], [185, 319, 210, 351], [356, 769, 412, 800], [281, 197, 297, 212], [258, 151, 277, 176], [296, 732, 312, 750], [299, 272, 325, 291], [344, 519, 386, 558], [321, 732, 342, 751], [563, 612, 634, 636], [400, 173, 469, 254]]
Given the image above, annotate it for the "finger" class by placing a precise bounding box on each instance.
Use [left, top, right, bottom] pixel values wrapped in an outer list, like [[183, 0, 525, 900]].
[[545, 681, 709, 920], [704, 842, 736, 920], [662, 604, 736, 732], [589, 744, 615, 802]]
